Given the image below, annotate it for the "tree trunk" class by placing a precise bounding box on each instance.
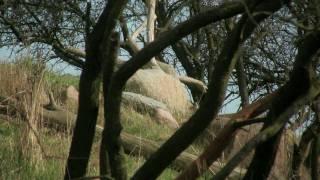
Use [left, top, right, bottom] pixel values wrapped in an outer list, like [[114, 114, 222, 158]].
[[65, 1, 128, 178], [100, 31, 128, 180], [64, 59, 101, 179], [146, 0, 158, 67]]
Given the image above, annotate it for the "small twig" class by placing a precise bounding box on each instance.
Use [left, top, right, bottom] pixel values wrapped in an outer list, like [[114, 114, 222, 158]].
[[0, 90, 27, 103]]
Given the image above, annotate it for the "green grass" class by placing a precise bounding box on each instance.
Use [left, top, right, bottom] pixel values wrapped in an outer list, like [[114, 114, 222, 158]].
[[126, 156, 178, 179], [0, 100, 198, 177], [44, 71, 79, 90], [13, 56, 80, 89], [0, 58, 208, 179], [0, 108, 207, 179], [121, 107, 175, 143], [0, 113, 181, 180], [0, 120, 65, 180]]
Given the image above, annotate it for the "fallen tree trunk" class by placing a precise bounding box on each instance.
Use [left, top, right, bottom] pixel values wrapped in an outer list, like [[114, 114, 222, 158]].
[[43, 109, 243, 177], [44, 107, 243, 176], [41, 108, 76, 131], [120, 131, 232, 173], [0, 95, 244, 177]]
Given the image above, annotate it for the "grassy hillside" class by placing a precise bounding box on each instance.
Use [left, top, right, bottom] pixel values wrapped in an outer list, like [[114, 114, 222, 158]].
[[0, 117, 179, 179], [0, 59, 184, 179]]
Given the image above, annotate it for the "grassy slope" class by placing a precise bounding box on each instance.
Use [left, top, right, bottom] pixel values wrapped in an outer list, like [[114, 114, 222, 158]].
[[0, 58, 213, 179], [0, 66, 181, 179], [0, 112, 179, 179]]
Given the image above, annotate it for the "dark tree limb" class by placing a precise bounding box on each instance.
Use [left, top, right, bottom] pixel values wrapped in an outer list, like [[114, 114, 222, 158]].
[[100, 31, 128, 180], [64, 0, 127, 179], [119, 132, 242, 174], [129, 1, 274, 179], [99, 32, 119, 178], [175, 119, 261, 180], [51, 43, 85, 68], [96, 1, 129, 179], [229, 90, 279, 120], [176, 90, 277, 180]]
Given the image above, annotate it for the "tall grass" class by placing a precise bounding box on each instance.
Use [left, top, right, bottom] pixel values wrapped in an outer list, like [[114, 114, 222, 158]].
[[0, 114, 179, 179], [0, 57, 67, 179], [2, 57, 48, 169], [0, 120, 64, 180], [0, 56, 198, 179]]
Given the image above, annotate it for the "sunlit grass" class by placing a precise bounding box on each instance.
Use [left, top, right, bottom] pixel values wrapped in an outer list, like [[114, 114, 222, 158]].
[[0, 58, 206, 179]]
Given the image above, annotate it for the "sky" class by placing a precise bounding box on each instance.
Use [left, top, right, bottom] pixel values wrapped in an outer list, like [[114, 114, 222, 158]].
[[0, 47, 12, 59]]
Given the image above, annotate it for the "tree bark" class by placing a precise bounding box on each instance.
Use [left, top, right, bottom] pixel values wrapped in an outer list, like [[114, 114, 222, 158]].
[[64, 1, 127, 179], [64, 54, 102, 180], [100, 31, 128, 180]]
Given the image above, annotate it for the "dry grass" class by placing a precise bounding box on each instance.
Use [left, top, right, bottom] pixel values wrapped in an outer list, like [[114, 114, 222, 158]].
[[0, 57, 49, 170], [0, 61, 30, 97], [0, 57, 182, 179]]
